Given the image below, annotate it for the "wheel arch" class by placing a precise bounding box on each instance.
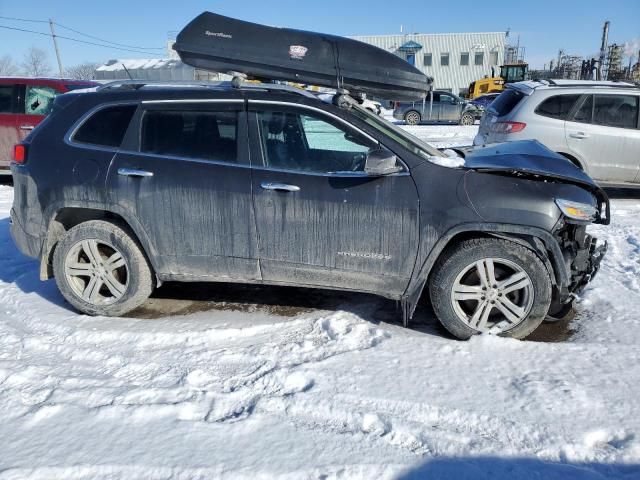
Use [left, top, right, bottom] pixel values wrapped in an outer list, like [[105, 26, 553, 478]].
[[401, 223, 569, 326], [556, 151, 586, 171], [40, 204, 160, 284], [404, 109, 422, 123]]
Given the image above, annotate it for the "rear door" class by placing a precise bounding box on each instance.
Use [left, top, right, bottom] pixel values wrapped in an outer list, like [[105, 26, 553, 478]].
[[247, 102, 419, 295], [106, 100, 260, 280], [565, 93, 640, 184], [0, 83, 19, 169]]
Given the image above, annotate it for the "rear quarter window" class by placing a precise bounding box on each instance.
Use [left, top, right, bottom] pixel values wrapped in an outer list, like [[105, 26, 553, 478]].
[[73, 105, 137, 148], [489, 89, 525, 117], [534, 94, 581, 120]]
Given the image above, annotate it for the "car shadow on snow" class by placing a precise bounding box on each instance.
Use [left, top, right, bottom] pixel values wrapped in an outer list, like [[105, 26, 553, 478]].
[[397, 456, 639, 480], [0, 216, 576, 342], [0, 218, 74, 312]]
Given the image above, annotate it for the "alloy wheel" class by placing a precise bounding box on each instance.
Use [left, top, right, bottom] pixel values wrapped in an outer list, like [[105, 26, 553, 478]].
[[405, 111, 420, 125], [450, 257, 534, 333], [64, 239, 129, 305]]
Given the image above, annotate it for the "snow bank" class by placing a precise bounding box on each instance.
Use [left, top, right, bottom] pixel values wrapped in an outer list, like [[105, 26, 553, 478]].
[[1, 160, 640, 478]]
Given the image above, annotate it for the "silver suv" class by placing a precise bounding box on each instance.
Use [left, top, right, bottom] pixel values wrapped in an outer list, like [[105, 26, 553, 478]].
[[474, 80, 640, 187]]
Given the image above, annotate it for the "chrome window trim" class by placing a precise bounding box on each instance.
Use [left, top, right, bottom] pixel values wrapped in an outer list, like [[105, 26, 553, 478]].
[[124, 150, 251, 169], [248, 100, 410, 177], [141, 99, 244, 105], [65, 101, 140, 152]]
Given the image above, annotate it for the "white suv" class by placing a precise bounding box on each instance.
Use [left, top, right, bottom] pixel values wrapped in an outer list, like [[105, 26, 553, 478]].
[[474, 80, 640, 187]]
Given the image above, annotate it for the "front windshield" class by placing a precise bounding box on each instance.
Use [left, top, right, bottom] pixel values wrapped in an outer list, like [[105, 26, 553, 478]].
[[350, 104, 444, 159]]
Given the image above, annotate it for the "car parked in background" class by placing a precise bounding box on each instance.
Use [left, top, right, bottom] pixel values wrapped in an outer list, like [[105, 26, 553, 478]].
[[474, 80, 640, 187], [470, 93, 500, 110], [0, 77, 98, 174], [393, 91, 480, 125]]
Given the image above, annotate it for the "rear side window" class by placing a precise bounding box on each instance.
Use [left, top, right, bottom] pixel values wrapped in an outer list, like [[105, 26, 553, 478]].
[[572, 95, 593, 123], [489, 89, 525, 116], [534, 94, 580, 120], [0, 85, 14, 113], [73, 105, 137, 148], [141, 110, 238, 163], [25, 86, 58, 115]]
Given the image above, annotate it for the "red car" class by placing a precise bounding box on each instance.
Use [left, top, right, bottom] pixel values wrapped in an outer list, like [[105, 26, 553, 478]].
[[0, 77, 98, 174]]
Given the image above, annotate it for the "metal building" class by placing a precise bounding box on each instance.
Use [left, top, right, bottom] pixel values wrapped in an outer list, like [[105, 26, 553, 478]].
[[350, 32, 507, 96]]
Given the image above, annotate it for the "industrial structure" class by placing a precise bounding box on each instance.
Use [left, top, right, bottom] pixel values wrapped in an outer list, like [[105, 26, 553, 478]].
[[529, 21, 639, 84], [350, 31, 508, 97]]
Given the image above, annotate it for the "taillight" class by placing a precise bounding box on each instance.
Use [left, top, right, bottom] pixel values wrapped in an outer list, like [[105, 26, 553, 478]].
[[13, 144, 27, 164], [490, 121, 526, 134]]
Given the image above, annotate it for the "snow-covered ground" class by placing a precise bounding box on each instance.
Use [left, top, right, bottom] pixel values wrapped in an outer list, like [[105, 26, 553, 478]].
[[1, 126, 640, 479]]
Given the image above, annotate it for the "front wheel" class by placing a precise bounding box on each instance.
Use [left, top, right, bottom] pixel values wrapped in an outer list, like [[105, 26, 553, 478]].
[[53, 220, 154, 316], [429, 238, 552, 340], [404, 110, 421, 125]]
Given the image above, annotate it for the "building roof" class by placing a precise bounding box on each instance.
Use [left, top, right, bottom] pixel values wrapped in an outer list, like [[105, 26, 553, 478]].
[[398, 40, 423, 51]]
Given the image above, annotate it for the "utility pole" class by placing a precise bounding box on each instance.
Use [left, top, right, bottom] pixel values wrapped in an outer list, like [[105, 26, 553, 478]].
[[49, 19, 64, 78]]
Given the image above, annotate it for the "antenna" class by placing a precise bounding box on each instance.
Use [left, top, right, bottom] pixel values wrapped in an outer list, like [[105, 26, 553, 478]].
[[121, 63, 133, 80]]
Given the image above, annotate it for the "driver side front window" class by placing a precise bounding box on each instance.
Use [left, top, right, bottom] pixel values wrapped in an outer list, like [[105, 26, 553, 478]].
[[257, 110, 376, 173]]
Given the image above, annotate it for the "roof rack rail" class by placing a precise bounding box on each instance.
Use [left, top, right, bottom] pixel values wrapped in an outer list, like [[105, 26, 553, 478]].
[[543, 79, 638, 89], [95, 79, 320, 99]]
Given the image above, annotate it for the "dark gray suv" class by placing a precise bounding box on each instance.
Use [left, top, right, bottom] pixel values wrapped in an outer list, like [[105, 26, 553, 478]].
[[9, 81, 609, 340]]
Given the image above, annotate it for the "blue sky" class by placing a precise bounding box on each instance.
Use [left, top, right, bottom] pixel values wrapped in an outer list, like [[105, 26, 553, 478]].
[[0, 0, 638, 70]]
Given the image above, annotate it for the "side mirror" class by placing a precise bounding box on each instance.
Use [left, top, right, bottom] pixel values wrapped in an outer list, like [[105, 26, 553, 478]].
[[365, 149, 403, 176]]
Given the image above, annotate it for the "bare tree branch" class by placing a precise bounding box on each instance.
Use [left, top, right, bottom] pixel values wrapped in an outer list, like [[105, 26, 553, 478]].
[[65, 62, 100, 80], [21, 47, 52, 77], [0, 55, 19, 76]]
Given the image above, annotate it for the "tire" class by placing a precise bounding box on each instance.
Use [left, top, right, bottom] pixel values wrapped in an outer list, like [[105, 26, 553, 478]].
[[53, 220, 154, 316], [459, 113, 475, 126], [404, 110, 421, 125], [429, 238, 552, 340]]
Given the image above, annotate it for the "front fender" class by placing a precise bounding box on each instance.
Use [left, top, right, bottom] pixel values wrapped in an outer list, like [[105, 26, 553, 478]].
[[402, 222, 569, 322]]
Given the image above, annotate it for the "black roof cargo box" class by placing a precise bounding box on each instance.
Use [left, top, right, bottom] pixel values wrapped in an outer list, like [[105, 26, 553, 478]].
[[173, 12, 432, 101]]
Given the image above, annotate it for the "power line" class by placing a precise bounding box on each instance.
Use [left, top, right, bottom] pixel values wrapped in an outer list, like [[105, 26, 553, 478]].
[[0, 15, 166, 53], [54, 22, 165, 51], [0, 15, 49, 24], [0, 24, 164, 56]]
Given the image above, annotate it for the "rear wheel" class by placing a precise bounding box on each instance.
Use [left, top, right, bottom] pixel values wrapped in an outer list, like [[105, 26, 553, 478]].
[[460, 112, 475, 125], [404, 110, 421, 125], [53, 220, 153, 316], [429, 238, 552, 340]]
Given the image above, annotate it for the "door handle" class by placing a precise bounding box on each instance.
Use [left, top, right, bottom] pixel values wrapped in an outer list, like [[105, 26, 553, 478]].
[[19, 125, 34, 131], [260, 182, 300, 192], [569, 132, 589, 139], [118, 167, 154, 178]]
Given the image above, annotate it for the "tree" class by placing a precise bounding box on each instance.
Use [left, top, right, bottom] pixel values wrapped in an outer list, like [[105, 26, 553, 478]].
[[0, 55, 19, 75], [21, 47, 52, 77], [65, 62, 100, 80]]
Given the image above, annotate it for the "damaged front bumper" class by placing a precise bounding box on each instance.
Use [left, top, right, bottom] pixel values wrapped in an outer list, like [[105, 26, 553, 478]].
[[555, 223, 608, 304]]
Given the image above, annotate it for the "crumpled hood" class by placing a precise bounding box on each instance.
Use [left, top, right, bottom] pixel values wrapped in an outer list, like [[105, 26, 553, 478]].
[[463, 140, 598, 189], [462, 139, 610, 224]]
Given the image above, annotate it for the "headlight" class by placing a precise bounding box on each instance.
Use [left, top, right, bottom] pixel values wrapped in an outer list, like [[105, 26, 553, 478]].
[[555, 198, 597, 222]]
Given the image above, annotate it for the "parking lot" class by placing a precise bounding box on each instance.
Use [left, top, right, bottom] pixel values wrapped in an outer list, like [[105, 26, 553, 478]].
[[1, 125, 639, 479]]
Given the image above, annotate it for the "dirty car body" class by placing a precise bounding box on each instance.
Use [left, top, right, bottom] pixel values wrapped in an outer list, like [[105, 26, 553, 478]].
[[10, 82, 608, 333]]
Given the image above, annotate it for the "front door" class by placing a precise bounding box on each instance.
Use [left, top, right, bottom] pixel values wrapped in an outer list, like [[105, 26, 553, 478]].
[[107, 101, 260, 280], [0, 83, 19, 169], [565, 93, 640, 184], [248, 103, 420, 295], [438, 93, 462, 122]]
